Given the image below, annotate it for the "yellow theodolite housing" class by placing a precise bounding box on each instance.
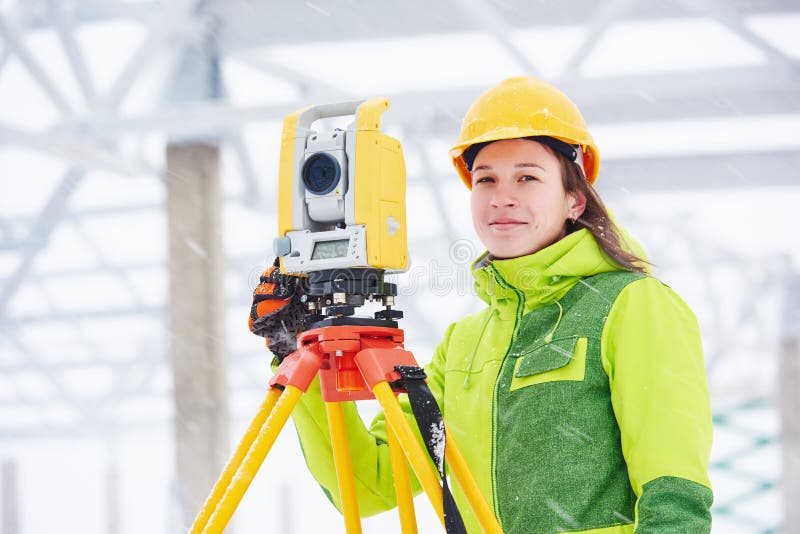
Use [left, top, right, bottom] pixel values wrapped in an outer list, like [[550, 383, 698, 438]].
[[275, 98, 408, 273]]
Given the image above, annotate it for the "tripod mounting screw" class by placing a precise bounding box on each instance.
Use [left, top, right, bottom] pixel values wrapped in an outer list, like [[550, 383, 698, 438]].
[[375, 309, 404, 321]]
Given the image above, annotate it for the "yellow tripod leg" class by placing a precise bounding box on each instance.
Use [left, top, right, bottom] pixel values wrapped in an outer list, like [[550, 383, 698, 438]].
[[326, 402, 363, 534], [202, 385, 304, 534], [372, 382, 446, 529], [445, 428, 503, 534], [387, 423, 418, 534], [189, 387, 282, 534]]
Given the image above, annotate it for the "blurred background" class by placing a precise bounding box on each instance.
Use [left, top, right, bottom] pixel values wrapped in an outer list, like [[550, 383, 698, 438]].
[[0, 0, 798, 532]]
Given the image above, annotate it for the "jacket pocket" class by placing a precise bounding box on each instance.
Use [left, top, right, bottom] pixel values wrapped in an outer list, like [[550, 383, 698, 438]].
[[510, 336, 587, 391]]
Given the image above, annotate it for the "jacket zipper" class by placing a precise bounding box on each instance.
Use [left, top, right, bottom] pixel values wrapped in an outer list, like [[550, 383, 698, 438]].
[[487, 264, 525, 524], [463, 308, 497, 389]]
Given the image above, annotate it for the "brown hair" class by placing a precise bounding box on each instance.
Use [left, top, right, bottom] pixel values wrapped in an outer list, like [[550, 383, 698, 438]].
[[557, 152, 650, 273]]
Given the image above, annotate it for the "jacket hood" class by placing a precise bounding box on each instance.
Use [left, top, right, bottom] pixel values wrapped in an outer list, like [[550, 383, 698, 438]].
[[471, 228, 647, 316]]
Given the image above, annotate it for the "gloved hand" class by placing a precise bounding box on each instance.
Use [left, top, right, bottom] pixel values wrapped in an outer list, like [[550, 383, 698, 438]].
[[248, 258, 308, 362]]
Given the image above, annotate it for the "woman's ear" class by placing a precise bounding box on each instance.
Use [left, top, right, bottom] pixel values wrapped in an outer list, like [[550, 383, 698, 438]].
[[567, 190, 587, 219]]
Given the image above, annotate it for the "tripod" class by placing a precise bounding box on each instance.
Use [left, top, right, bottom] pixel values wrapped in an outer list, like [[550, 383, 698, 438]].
[[188, 270, 502, 533]]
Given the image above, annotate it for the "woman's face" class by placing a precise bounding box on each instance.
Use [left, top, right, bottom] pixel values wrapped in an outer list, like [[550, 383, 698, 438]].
[[470, 138, 585, 259]]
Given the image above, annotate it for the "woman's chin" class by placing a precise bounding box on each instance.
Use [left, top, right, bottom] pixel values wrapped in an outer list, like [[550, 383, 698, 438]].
[[488, 240, 549, 259], [490, 246, 530, 259]]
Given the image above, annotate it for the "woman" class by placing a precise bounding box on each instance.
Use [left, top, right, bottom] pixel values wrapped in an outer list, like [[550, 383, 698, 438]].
[[250, 77, 714, 533]]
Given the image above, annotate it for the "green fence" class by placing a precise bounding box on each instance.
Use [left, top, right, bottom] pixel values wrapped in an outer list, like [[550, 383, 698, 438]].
[[710, 397, 781, 533]]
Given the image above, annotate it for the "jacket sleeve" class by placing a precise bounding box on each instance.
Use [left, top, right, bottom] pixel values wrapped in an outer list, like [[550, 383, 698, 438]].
[[601, 277, 714, 532], [286, 322, 454, 517]]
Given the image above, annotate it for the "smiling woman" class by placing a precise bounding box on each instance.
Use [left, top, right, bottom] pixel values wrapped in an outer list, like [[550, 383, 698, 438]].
[[467, 137, 648, 270], [469, 138, 582, 259], [251, 76, 715, 533]]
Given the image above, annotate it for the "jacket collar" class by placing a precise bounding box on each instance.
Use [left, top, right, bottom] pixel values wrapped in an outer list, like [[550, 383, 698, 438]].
[[471, 229, 623, 316]]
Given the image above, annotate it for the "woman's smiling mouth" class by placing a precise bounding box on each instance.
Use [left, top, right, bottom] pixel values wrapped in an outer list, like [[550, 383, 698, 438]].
[[489, 218, 528, 231]]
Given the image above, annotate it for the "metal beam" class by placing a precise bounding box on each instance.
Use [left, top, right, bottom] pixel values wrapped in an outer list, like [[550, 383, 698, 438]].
[[0, 365, 165, 410], [10, 305, 162, 324], [2, 203, 168, 250], [555, 0, 638, 82], [8, 1, 161, 32], [0, 353, 163, 374], [677, 0, 800, 78], [0, 168, 84, 319], [3, 328, 93, 425], [0, 124, 155, 176], [0, 260, 161, 277], [233, 53, 346, 101], [48, 0, 98, 106], [0, 418, 171, 442], [102, 0, 199, 109], [0, 340, 170, 437], [0, 12, 74, 115], [0, 347, 260, 389], [94, 347, 165, 430], [408, 136, 459, 243], [75, 65, 800, 139], [170, 3, 223, 104], [0, 216, 12, 244], [9, 0, 796, 39], [454, 0, 541, 76], [229, 133, 266, 208], [597, 150, 800, 193], [0, 45, 10, 74], [70, 218, 145, 308], [209, 0, 799, 51]]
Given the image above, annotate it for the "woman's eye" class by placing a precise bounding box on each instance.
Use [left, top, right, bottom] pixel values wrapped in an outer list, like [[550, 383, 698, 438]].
[[474, 176, 494, 184], [519, 174, 540, 182]]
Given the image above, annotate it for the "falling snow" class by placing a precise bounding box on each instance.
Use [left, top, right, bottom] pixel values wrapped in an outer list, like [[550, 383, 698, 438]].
[[1, 4, 796, 533]]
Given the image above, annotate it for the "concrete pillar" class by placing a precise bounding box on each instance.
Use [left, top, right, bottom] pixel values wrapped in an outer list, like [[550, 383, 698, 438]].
[[780, 274, 800, 532], [167, 142, 228, 525], [2, 459, 18, 534]]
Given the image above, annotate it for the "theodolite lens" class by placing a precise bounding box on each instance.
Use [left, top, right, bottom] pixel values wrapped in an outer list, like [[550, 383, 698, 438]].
[[302, 153, 341, 195]]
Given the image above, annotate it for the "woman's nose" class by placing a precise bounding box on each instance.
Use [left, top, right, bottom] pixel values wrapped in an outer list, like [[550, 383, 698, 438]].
[[490, 181, 518, 207]]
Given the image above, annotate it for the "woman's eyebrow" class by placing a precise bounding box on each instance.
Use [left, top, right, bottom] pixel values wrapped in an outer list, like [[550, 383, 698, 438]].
[[515, 163, 545, 170], [472, 162, 546, 172]]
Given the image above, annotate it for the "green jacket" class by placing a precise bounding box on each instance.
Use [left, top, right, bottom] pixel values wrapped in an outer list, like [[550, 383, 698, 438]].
[[289, 228, 713, 533]]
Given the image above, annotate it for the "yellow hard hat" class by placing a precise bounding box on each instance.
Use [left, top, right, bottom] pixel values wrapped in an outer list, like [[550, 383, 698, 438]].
[[449, 76, 600, 188]]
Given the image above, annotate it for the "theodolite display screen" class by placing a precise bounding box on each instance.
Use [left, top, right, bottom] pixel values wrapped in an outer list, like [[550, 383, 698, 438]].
[[311, 239, 350, 260]]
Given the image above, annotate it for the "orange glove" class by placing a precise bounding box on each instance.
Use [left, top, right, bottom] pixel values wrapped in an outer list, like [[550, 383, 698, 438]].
[[248, 258, 307, 361]]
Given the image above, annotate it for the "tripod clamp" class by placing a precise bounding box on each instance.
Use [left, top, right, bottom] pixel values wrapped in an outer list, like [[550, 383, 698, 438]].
[[301, 268, 404, 328]]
